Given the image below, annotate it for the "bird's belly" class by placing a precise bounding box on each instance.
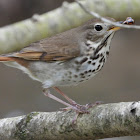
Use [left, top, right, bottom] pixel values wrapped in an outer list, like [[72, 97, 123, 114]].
[[28, 53, 107, 88], [57, 55, 106, 86], [4, 52, 108, 88]]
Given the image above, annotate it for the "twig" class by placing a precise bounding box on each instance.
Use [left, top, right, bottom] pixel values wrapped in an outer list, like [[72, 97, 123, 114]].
[[76, 0, 140, 29]]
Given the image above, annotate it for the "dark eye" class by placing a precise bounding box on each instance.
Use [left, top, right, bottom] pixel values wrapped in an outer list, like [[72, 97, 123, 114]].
[[95, 25, 103, 31]]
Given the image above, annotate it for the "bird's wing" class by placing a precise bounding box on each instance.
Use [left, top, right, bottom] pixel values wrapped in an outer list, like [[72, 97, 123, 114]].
[[11, 30, 80, 61]]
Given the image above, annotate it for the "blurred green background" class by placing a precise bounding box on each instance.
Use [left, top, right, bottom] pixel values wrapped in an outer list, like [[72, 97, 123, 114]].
[[0, 0, 140, 140]]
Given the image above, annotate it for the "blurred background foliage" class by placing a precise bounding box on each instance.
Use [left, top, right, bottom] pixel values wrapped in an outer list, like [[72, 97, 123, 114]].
[[0, 0, 140, 140]]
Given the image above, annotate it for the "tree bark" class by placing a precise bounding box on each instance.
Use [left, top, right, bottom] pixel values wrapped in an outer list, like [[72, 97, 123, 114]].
[[0, 0, 140, 54], [0, 102, 140, 140]]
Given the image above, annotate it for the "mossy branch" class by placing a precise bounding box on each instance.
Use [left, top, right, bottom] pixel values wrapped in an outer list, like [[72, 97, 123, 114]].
[[0, 0, 140, 54], [0, 102, 140, 140]]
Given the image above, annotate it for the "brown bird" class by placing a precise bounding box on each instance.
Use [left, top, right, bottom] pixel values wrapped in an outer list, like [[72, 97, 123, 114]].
[[0, 17, 133, 113]]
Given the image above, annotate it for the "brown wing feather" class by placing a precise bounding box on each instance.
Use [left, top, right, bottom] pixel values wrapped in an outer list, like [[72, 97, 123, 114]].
[[13, 28, 81, 61]]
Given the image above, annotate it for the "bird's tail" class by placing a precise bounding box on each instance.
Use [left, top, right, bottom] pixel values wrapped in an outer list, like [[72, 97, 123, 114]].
[[0, 54, 16, 62], [0, 54, 29, 67], [0, 56, 15, 61]]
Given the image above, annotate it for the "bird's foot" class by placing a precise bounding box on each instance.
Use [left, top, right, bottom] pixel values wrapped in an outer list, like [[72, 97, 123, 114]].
[[60, 104, 90, 113], [61, 101, 103, 125], [61, 101, 102, 113]]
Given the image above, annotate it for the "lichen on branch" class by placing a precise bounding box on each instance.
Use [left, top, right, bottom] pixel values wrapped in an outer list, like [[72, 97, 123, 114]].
[[0, 102, 140, 140]]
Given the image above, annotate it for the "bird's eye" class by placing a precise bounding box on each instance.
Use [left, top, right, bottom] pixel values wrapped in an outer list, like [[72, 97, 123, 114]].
[[94, 25, 103, 31]]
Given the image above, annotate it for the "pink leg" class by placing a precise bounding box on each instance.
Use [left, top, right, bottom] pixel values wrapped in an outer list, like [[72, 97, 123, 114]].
[[53, 87, 77, 105], [72, 113, 79, 125], [43, 88, 102, 114], [43, 89, 81, 112], [53, 87, 94, 114]]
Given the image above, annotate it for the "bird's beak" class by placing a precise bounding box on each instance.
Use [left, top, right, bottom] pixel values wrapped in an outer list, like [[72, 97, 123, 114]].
[[108, 26, 120, 31], [108, 17, 134, 31]]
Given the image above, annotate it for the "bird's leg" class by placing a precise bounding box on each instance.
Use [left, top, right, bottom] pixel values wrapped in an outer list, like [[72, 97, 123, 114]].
[[44, 88, 102, 114], [43, 89, 87, 124], [72, 112, 79, 125], [53, 87, 99, 113], [43, 89, 81, 112], [53, 87, 77, 105]]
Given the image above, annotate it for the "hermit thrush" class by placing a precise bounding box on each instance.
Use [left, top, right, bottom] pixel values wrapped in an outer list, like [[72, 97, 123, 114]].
[[0, 17, 134, 113]]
